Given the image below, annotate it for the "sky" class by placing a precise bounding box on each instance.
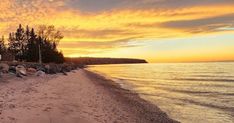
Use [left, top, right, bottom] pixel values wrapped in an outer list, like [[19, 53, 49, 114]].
[[0, 0, 234, 62]]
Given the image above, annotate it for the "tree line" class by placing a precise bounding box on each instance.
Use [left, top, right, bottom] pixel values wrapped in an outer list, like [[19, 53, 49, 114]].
[[65, 57, 148, 65], [0, 24, 64, 63]]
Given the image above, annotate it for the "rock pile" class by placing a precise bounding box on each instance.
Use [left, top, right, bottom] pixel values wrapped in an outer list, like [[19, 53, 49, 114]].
[[0, 62, 80, 78]]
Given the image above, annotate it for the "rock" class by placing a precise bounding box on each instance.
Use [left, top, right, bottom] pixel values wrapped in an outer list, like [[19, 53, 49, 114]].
[[0, 63, 9, 73], [61, 64, 72, 72], [16, 65, 27, 76], [35, 70, 45, 77], [27, 67, 37, 75], [45, 64, 60, 74], [37, 66, 46, 72], [27, 63, 46, 72], [0, 62, 78, 77], [16, 73, 22, 78], [27, 67, 37, 73], [62, 71, 68, 76], [9, 66, 16, 74]]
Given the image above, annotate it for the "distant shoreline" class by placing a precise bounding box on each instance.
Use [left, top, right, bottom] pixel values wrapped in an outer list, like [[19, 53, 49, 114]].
[[65, 57, 148, 65]]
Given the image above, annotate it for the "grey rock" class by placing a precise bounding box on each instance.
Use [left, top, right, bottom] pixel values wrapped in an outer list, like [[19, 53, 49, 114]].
[[35, 70, 45, 77], [45, 64, 60, 74], [9, 66, 16, 74], [16, 65, 27, 76]]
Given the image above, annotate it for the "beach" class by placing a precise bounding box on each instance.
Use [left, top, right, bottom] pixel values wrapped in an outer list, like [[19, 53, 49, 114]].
[[0, 69, 177, 123]]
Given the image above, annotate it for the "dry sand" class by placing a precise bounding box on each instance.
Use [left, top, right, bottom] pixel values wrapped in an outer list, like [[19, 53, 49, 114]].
[[0, 69, 178, 123]]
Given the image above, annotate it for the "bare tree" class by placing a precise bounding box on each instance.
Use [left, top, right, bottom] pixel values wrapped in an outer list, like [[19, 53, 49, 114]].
[[38, 25, 63, 45], [37, 25, 64, 63]]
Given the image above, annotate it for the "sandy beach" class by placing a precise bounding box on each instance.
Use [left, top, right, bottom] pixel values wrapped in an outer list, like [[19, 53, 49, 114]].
[[0, 69, 177, 123]]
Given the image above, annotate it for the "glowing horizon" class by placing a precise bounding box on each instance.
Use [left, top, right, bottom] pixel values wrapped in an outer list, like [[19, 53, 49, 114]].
[[0, 0, 234, 63]]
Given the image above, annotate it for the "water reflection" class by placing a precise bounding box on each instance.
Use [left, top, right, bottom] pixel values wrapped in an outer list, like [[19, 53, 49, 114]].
[[88, 62, 234, 123]]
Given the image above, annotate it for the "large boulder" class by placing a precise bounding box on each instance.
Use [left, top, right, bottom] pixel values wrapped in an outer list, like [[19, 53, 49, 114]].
[[9, 66, 16, 74], [61, 63, 72, 72], [0, 63, 9, 73], [27, 67, 37, 75], [26, 63, 46, 72], [37, 65, 46, 72], [16, 65, 27, 76], [35, 70, 45, 77], [27, 67, 37, 73], [45, 64, 61, 74]]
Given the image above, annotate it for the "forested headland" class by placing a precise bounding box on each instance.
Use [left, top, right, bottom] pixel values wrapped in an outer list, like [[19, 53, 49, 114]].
[[65, 57, 148, 65], [0, 24, 148, 65]]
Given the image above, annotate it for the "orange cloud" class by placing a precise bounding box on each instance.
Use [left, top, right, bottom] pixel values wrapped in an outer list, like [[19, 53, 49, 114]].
[[0, 0, 234, 59]]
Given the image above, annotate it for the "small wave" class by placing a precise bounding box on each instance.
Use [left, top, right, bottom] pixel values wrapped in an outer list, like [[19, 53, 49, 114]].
[[191, 75, 234, 78], [142, 93, 234, 113], [179, 98, 234, 113], [166, 89, 234, 96], [171, 78, 234, 82], [188, 71, 228, 74], [138, 86, 234, 97]]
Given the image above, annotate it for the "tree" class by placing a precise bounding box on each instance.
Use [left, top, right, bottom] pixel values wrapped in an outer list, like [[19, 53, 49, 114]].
[[38, 25, 63, 46], [0, 36, 6, 54], [15, 24, 27, 61], [26, 28, 39, 62], [25, 25, 30, 41], [8, 24, 26, 61], [8, 32, 17, 60], [8, 24, 65, 63], [37, 25, 64, 63]]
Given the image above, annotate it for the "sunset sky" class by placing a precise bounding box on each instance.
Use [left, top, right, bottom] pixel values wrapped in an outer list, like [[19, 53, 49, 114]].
[[0, 0, 234, 62]]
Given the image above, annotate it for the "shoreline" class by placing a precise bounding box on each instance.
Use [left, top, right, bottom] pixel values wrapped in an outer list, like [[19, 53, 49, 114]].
[[0, 69, 178, 123], [84, 69, 178, 123]]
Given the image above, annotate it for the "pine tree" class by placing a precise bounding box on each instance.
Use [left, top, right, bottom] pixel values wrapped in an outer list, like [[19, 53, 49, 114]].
[[26, 28, 39, 62], [25, 25, 30, 41], [24, 25, 30, 57], [8, 32, 17, 60], [0, 36, 6, 54], [8, 24, 65, 63], [15, 24, 26, 61]]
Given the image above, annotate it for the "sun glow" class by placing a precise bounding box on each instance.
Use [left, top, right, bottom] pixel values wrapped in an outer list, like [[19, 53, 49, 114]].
[[0, 0, 234, 62]]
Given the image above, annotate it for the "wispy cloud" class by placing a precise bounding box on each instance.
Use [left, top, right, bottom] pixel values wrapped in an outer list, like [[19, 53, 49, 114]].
[[159, 13, 234, 33], [59, 37, 140, 56], [64, 0, 234, 12]]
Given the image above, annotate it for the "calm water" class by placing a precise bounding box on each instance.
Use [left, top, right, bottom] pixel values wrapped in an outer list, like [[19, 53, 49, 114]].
[[87, 62, 234, 123]]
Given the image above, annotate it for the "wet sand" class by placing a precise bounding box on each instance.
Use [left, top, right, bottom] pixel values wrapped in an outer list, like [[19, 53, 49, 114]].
[[0, 69, 178, 123]]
